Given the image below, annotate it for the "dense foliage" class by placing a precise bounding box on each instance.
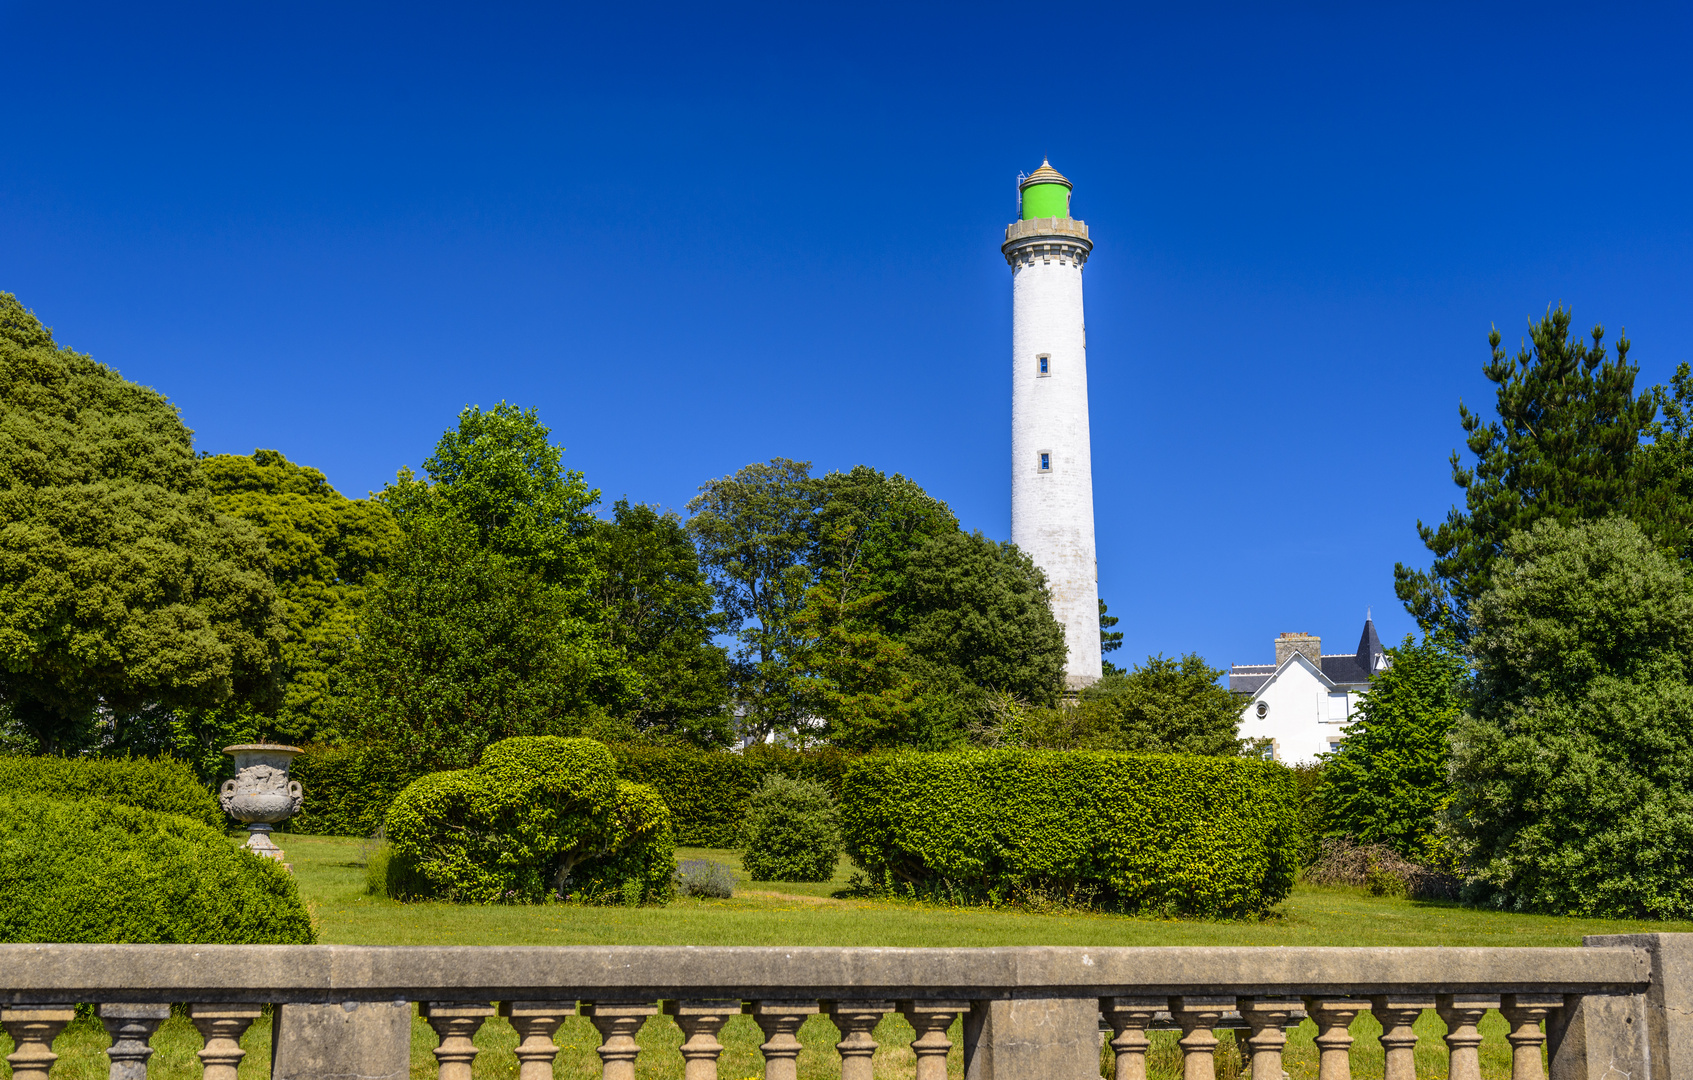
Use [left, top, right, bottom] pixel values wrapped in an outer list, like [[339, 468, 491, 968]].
[[0, 293, 284, 755], [1395, 308, 1659, 645], [1318, 634, 1466, 865], [593, 500, 731, 746], [841, 749, 1299, 917], [384, 736, 675, 904], [0, 754, 221, 827], [286, 741, 421, 837], [201, 449, 401, 746], [0, 793, 314, 943], [740, 773, 842, 882], [1451, 517, 1693, 917], [607, 742, 856, 845]]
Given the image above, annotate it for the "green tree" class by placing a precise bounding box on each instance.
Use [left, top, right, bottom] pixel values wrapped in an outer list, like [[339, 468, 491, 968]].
[[794, 579, 923, 750], [1318, 633, 1466, 865], [593, 499, 731, 746], [899, 531, 1067, 709], [1100, 598, 1124, 675], [1395, 307, 1656, 644], [1026, 653, 1241, 755], [346, 513, 600, 770], [201, 449, 401, 744], [1451, 516, 1693, 917], [0, 293, 284, 755], [687, 459, 819, 742], [810, 466, 959, 633]]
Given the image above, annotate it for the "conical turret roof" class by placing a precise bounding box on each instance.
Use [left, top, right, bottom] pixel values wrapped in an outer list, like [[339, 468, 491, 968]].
[[1020, 158, 1072, 190]]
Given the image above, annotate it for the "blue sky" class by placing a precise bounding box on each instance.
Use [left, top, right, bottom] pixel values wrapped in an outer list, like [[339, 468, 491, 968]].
[[4, 2, 1690, 671]]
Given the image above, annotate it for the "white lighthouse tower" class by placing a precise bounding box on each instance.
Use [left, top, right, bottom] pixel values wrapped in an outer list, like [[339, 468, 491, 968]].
[[1003, 160, 1101, 689]]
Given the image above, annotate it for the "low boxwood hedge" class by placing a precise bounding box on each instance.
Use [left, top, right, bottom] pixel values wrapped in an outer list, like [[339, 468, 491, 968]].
[[0, 793, 315, 943], [841, 749, 1299, 917], [384, 736, 675, 904], [0, 755, 221, 828]]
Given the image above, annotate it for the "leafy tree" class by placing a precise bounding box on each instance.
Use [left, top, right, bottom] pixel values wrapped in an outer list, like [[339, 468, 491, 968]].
[[899, 531, 1067, 709], [1395, 307, 1656, 644], [1022, 653, 1241, 754], [346, 513, 601, 771], [1451, 517, 1693, 917], [1318, 633, 1466, 865], [687, 459, 819, 742], [593, 499, 731, 746], [1636, 362, 1693, 563], [794, 579, 923, 750], [200, 449, 401, 744], [0, 293, 284, 755], [810, 466, 959, 632]]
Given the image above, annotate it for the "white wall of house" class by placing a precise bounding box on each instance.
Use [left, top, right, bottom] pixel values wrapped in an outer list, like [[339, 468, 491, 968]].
[[1236, 654, 1357, 764]]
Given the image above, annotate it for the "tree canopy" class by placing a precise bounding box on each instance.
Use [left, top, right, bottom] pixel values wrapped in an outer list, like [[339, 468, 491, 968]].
[[1395, 307, 1657, 643], [1451, 516, 1693, 917], [201, 449, 401, 744], [0, 293, 284, 754], [1318, 633, 1466, 865]]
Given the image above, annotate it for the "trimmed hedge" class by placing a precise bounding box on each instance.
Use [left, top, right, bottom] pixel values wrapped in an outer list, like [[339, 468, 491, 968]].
[[385, 736, 675, 904], [0, 793, 315, 942], [287, 742, 422, 837], [0, 755, 221, 828], [608, 743, 857, 846], [288, 741, 857, 845], [841, 749, 1299, 917], [741, 774, 842, 882]]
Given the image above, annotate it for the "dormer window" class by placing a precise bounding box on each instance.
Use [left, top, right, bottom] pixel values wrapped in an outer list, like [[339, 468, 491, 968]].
[[1037, 355, 1051, 377]]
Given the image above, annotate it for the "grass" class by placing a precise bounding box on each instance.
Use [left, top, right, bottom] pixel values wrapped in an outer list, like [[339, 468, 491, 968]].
[[8, 833, 1685, 1080]]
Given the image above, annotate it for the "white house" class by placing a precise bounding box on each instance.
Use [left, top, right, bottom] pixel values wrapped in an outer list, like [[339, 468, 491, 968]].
[[1231, 618, 1388, 764]]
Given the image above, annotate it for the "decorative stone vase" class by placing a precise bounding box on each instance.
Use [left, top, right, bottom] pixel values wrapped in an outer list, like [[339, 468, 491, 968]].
[[220, 744, 304, 862]]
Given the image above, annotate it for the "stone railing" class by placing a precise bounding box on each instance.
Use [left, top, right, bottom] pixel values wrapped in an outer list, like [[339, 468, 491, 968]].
[[2, 935, 1686, 1080]]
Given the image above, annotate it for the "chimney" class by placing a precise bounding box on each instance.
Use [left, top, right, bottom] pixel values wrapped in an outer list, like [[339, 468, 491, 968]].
[[1275, 632, 1322, 668]]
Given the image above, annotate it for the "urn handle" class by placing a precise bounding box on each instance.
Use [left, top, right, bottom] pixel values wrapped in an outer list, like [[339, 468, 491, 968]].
[[219, 778, 238, 811], [287, 780, 303, 812]]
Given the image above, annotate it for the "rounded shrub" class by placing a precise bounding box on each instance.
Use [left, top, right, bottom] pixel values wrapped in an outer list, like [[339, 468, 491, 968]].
[[384, 736, 675, 904], [841, 749, 1299, 917], [741, 773, 842, 882], [0, 793, 314, 943], [0, 755, 221, 827]]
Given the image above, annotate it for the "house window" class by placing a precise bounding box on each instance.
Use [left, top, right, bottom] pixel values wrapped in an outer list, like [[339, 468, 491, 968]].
[[1327, 737, 1343, 753], [1038, 452, 1052, 473], [1328, 693, 1349, 720], [1255, 700, 1269, 719], [1037, 355, 1051, 377]]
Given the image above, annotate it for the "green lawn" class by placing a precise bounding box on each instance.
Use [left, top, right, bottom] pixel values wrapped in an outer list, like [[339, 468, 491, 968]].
[[8, 834, 1682, 1080], [289, 834, 1693, 946]]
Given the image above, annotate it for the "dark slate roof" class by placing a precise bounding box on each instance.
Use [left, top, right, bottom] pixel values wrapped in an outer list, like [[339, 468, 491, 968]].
[[1320, 655, 1370, 685], [1229, 670, 1272, 694], [1356, 617, 1385, 671]]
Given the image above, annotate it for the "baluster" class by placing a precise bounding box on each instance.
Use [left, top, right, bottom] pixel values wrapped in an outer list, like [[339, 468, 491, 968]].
[[189, 1004, 264, 1080], [1436, 996, 1499, 1080], [1502, 995, 1563, 1080], [585, 1001, 659, 1080], [98, 1004, 172, 1080], [898, 1001, 968, 1080], [825, 1000, 892, 1080], [666, 1000, 742, 1080], [1172, 996, 1236, 1080], [1305, 998, 1370, 1080], [1101, 997, 1164, 1080], [1372, 997, 1435, 1080], [501, 1001, 576, 1080], [750, 1001, 820, 1080], [1242, 998, 1302, 1080], [2, 1006, 77, 1080], [421, 1002, 497, 1080]]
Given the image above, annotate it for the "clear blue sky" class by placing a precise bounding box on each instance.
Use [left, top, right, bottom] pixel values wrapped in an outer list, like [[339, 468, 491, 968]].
[[4, 2, 1690, 671]]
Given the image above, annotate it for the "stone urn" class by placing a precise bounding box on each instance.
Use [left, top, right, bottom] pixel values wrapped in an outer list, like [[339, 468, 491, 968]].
[[220, 744, 304, 862]]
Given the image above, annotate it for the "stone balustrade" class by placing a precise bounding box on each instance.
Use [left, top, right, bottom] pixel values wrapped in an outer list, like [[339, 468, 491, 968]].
[[2, 936, 1688, 1080]]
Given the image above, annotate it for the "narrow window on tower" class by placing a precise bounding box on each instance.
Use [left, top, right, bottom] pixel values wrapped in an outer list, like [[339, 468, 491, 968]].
[[1037, 354, 1051, 377], [1038, 451, 1052, 473]]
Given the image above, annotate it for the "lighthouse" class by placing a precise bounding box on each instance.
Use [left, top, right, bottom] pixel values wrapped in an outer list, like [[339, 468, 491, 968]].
[[1003, 160, 1101, 689]]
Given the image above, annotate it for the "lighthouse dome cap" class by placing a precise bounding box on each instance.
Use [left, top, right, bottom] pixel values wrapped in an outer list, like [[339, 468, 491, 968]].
[[1020, 158, 1072, 191]]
